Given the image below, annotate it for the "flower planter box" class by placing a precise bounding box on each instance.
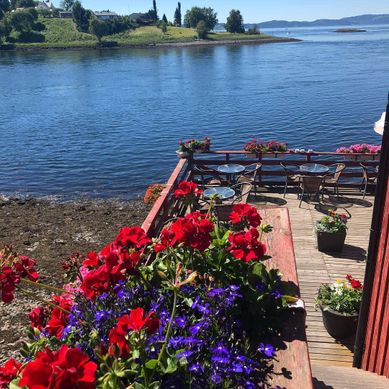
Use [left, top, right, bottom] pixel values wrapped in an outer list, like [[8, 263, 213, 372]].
[[319, 304, 359, 338], [245, 153, 258, 158], [316, 229, 346, 252], [343, 154, 380, 161]]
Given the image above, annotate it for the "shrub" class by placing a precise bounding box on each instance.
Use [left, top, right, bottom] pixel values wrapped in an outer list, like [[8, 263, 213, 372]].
[[18, 31, 45, 42], [196, 20, 207, 39]]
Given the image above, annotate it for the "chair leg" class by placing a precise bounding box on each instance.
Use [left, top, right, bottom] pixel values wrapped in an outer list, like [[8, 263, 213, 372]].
[[363, 182, 368, 199], [283, 181, 287, 198], [299, 190, 304, 208]]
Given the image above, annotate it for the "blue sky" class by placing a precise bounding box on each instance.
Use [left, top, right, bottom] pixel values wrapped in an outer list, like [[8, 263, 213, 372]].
[[56, 1, 389, 23]]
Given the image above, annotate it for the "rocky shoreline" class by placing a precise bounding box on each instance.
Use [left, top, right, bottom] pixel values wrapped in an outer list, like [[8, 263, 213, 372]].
[[0, 196, 150, 362], [3, 36, 301, 52]]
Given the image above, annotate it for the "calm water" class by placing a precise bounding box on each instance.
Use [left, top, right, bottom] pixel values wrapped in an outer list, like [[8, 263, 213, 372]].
[[0, 25, 388, 199]]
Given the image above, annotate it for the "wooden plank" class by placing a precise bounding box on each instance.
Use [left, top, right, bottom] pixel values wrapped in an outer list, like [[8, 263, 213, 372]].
[[255, 207, 313, 389]]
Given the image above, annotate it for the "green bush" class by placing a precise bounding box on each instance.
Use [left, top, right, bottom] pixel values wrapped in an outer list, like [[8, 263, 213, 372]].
[[18, 30, 45, 42]]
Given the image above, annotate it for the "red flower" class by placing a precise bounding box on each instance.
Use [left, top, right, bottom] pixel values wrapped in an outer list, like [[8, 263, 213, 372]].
[[0, 358, 22, 388], [81, 265, 112, 300], [82, 251, 101, 268], [109, 308, 160, 357], [19, 345, 97, 389], [228, 228, 267, 262], [173, 181, 203, 199], [29, 306, 47, 331], [45, 296, 73, 339], [115, 226, 151, 249], [346, 274, 363, 289], [0, 266, 20, 303], [229, 204, 262, 228]]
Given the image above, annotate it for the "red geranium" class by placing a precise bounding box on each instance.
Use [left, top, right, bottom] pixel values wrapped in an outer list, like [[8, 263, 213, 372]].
[[109, 308, 160, 357], [346, 274, 363, 289], [19, 345, 97, 389], [115, 226, 151, 249], [0, 266, 20, 303], [29, 306, 47, 331], [173, 181, 203, 203], [45, 295, 73, 339], [0, 358, 22, 388], [228, 228, 267, 262], [229, 204, 262, 228]]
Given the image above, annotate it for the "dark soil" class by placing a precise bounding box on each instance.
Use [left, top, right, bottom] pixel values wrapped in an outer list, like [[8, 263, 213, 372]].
[[0, 196, 150, 362]]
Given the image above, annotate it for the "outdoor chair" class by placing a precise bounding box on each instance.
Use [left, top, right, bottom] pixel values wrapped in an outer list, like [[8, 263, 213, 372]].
[[213, 182, 253, 225], [299, 175, 324, 208], [280, 162, 301, 198], [360, 163, 378, 199], [193, 165, 226, 188], [323, 163, 346, 196], [237, 162, 262, 194]]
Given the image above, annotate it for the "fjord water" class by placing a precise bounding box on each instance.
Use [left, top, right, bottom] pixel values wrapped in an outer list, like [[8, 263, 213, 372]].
[[0, 25, 388, 199]]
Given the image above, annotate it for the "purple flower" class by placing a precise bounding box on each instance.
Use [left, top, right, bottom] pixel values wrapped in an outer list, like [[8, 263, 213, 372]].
[[176, 350, 195, 359], [212, 344, 229, 356], [208, 288, 225, 297], [189, 362, 204, 373], [175, 316, 186, 328], [259, 343, 276, 358]]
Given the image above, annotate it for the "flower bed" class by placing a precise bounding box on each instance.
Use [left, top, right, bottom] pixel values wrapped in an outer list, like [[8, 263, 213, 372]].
[[144, 184, 166, 206], [0, 190, 295, 388]]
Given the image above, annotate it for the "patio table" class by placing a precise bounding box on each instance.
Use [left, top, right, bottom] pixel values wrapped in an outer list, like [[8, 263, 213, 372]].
[[203, 186, 235, 200], [217, 164, 245, 184], [299, 163, 329, 175]]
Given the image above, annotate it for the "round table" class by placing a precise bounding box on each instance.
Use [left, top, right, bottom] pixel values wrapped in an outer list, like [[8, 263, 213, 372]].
[[299, 163, 329, 175], [217, 164, 245, 183], [203, 187, 235, 200]]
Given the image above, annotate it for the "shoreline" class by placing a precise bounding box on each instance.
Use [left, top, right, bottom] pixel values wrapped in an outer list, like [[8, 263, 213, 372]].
[[3, 36, 301, 52], [0, 196, 150, 362]]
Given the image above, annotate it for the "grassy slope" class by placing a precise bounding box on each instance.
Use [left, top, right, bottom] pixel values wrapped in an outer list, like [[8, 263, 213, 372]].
[[16, 18, 277, 48]]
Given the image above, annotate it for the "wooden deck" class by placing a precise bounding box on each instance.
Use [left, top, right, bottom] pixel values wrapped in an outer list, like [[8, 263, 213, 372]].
[[249, 188, 376, 385]]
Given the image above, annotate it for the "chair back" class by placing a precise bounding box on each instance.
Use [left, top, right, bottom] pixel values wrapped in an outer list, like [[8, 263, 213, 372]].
[[301, 176, 323, 193], [232, 182, 253, 204], [237, 163, 262, 183], [213, 203, 234, 223], [333, 163, 346, 180], [280, 162, 297, 176], [194, 165, 222, 186]]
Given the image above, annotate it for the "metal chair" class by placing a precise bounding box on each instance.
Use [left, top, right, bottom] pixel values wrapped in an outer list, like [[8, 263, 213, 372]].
[[237, 163, 262, 194], [192, 165, 227, 188], [280, 162, 301, 198], [323, 163, 346, 196], [299, 175, 324, 208], [360, 164, 378, 199], [213, 182, 253, 225]]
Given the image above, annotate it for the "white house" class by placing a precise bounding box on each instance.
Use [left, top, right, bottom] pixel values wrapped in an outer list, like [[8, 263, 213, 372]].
[[36, 1, 53, 9], [93, 11, 119, 21]]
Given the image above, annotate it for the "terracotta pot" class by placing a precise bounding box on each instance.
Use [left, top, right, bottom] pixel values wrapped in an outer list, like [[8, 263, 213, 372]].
[[319, 304, 359, 338], [316, 229, 346, 252]]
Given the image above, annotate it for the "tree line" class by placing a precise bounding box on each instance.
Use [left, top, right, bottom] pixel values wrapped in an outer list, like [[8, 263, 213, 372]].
[[0, 0, 254, 46]]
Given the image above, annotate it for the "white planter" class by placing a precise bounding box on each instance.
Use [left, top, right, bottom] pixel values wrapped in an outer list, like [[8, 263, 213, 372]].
[[176, 151, 191, 158]]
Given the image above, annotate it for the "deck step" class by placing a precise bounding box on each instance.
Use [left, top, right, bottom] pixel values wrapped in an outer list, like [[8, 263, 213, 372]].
[[312, 363, 389, 388]]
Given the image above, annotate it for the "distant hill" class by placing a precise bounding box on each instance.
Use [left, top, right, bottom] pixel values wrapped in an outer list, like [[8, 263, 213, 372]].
[[256, 14, 389, 29]]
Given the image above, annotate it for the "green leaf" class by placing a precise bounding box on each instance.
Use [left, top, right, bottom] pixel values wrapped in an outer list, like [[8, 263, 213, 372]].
[[145, 359, 158, 370]]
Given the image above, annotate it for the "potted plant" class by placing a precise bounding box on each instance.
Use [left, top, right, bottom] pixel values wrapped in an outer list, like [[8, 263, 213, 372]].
[[316, 275, 363, 338], [176, 137, 211, 157], [243, 139, 262, 158], [315, 210, 348, 252], [243, 139, 288, 158], [144, 183, 165, 205], [264, 140, 288, 157]]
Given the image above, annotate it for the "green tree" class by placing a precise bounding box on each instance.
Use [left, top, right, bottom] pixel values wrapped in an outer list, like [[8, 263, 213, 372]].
[[89, 18, 108, 43], [9, 9, 34, 32], [0, 0, 10, 14], [162, 13, 167, 24], [60, 0, 74, 11], [196, 20, 207, 39], [72, 1, 90, 33], [174, 1, 181, 27], [184, 7, 218, 31], [10, 0, 16, 10], [16, 0, 35, 7], [153, 0, 158, 20], [161, 20, 167, 33], [225, 9, 245, 33], [0, 18, 11, 43]]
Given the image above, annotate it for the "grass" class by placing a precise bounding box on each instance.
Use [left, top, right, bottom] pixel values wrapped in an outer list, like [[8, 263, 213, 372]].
[[13, 18, 282, 49]]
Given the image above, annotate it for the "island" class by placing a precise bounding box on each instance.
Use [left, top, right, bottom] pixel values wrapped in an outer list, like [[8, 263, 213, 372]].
[[334, 28, 367, 33]]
